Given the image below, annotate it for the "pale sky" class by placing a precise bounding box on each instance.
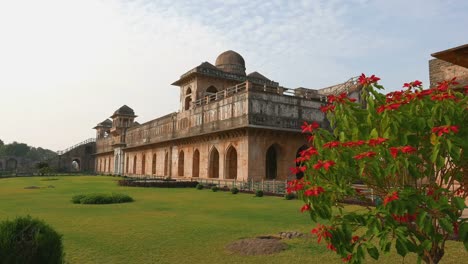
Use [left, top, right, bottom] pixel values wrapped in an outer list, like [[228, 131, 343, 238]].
[[0, 0, 466, 151]]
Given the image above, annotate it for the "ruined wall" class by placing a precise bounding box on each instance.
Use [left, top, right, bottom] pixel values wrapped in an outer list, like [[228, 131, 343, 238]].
[[429, 59, 468, 87], [95, 153, 114, 174]]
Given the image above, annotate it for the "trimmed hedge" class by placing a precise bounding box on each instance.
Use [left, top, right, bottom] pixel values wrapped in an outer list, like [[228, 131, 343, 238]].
[[196, 184, 204, 190], [231, 187, 239, 194], [118, 180, 198, 188], [284, 193, 296, 200], [0, 216, 64, 264], [255, 190, 264, 197], [211, 186, 219, 192], [72, 193, 134, 204]]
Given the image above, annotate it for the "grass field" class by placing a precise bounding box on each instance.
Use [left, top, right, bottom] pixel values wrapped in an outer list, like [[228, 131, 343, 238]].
[[0, 176, 465, 263]]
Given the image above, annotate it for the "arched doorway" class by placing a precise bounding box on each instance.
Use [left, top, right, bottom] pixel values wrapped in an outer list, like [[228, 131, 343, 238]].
[[295, 145, 309, 179], [0, 161, 3, 170], [178, 150, 184, 177], [133, 156, 137, 175], [192, 149, 200, 178], [72, 159, 81, 171], [265, 145, 279, 180], [152, 154, 157, 175], [108, 157, 111, 172], [164, 152, 169, 176], [225, 146, 237, 179], [104, 159, 107, 173], [209, 147, 219, 178], [142, 154, 146, 175], [206, 86, 218, 94]]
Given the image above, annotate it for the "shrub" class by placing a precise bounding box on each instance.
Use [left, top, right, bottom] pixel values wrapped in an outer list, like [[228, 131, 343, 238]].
[[71, 193, 133, 204], [211, 186, 219, 192], [0, 216, 64, 264], [196, 184, 204, 190], [284, 193, 296, 200], [231, 187, 239, 194], [71, 194, 86, 204], [255, 190, 264, 197]]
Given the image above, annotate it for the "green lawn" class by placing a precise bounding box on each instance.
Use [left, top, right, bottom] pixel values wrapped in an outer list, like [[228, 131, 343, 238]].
[[0, 176, 465, 263]]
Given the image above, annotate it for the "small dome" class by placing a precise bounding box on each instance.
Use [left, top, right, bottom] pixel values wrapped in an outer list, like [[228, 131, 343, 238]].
[[215, 50, 246, 76], [113, 105, 135, 116]]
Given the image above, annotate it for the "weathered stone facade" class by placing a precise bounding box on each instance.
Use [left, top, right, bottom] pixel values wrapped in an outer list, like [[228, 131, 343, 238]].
[[94, 50, 361, 181]]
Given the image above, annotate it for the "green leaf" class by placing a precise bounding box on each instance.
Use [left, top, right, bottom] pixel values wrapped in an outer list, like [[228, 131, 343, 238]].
[[370, 128, 378, 139], [439, 218, 454, 233], [416, 211, 428, 228], [430, 146, 439, 163], [396, 238, 408, 257], [367, 246, 380, 260], [453, 197, 466, 211]]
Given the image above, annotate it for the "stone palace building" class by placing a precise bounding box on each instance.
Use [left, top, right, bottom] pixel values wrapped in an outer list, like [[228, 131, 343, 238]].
[[92, 50, 362, 181]]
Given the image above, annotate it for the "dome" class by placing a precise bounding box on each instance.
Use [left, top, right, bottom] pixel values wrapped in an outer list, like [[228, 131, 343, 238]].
[[113, 105, 135, 116], [215, 50, 246, 76]]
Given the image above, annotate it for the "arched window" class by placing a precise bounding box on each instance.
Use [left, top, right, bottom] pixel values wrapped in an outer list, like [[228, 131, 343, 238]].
[[206, 86, 218, 95], [133, 156, 137, 175], [142, 154, 146, 175], [295, 145, 309, 179], [108, 157, 111, 172], [265, 145, 279, 180], [152, 154, 157, 175], [178, 150, 185, 177], [72, 159, 80, 171], [104, 159, 107, 173], [184, 96, 192, 110], [192, 149, 200, 178], [225, 146, 237, 180], [186, 87, 192, 95], [209, 147, 219, 178]]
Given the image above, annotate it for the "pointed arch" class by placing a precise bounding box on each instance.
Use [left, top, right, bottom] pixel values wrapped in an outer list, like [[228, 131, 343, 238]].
[[133, 156, 137, 175], [152, 153, 157, 175], [142, 154, 146, 175], [178, 150, 185, 177], [265, 144, 280, 180], [209, 146, 220, 178], [295, 145, 309, 179], [192, 149, 200, 178], [164, 152, 169, 176], [206, 85, 218, 94], [225, 145, 237, 180]]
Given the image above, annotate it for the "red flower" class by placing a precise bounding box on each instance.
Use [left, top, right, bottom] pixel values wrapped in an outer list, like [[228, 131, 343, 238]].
[[431, 92, 456, 101], [286, 179, 305, 193], [323, 141, 341, 148], [464, 85, 468, 94], [300, 204, 310, 213], [323, 160, 336, 171], [432, 125, 459, 136], [383, 191, 399, 206], [392, 213, 417, 223], [351, 236, 360, 243], [342, 254, 352, 263], [289, 166, 306, 174], [320, 104, 335, 113], [401, 145, 417, 153], [311, 224, 333, 244], [354, 151, 377, 160], [403, 80, 422, 89], [299, 147, 318, 157], [367, 137, 388, 147], [327, 243, 337, 252], [304, 186, 325, 197], [301, 121, 320, 133], [389, 147, 399, 158], [358, 73, 380, 86]]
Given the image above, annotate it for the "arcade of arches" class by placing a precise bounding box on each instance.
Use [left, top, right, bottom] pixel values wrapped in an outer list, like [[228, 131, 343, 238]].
[[94, 131, 307, 181]]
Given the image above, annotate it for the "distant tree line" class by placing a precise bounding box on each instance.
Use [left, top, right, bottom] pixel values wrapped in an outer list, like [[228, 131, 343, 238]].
[[0, 139, 57, 161]]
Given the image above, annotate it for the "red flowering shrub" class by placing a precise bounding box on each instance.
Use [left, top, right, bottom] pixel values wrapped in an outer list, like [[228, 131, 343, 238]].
[[292, 76, 467, 263]]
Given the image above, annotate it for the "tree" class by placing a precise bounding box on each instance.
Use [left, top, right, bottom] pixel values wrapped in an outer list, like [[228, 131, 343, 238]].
[[291, 75, 467, 263]]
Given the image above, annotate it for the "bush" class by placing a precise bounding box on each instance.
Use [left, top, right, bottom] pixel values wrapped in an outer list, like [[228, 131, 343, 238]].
[[211, 186, 219, 192], [284, 193, 296, 200], [231, 187, 239, 194], [71, 193, 133, 204], [196, 184, 204, 190], [0, 216, 64, 264], [255, 190, 264, 197]]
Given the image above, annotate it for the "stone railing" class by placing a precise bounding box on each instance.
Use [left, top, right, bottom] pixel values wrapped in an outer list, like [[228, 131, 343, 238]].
[[57, 138, 96, 155]]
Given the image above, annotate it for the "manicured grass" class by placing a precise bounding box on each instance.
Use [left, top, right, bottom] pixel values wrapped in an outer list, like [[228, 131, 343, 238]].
[[0, 176, 465, 263]]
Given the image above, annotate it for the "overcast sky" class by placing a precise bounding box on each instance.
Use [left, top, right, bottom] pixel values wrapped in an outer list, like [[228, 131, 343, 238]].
[[0, 0, 466, 151]]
